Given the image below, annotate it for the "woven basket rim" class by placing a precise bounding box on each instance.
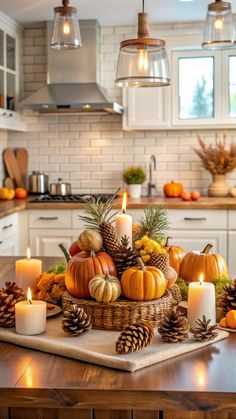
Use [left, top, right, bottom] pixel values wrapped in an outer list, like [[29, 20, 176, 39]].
[[63, 289, 172, 308]]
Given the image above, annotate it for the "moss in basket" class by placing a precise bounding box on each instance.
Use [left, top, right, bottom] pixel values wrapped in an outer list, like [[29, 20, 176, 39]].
[[123, 166, 146, 185]]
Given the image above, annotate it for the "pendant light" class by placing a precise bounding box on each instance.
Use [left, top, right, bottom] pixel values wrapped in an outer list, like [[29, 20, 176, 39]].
[[51, 0, 82, 50], [202, 0, 236, 50], [115, 0, 170, 87]]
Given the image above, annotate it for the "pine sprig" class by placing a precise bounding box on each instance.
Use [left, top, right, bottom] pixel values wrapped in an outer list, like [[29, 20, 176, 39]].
[[135, 204, 168, 243], [78, 189, 120, 230]]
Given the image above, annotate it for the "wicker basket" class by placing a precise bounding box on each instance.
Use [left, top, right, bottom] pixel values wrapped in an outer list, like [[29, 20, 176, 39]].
[[62, 285, 180, 331]]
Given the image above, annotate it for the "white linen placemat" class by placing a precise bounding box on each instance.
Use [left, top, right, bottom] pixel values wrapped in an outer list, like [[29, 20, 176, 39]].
[[0, 317, 229, 372]]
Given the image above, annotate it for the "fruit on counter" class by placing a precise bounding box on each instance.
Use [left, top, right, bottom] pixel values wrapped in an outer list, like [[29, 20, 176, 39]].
[[229, 186, 236, 197], [89, 273, 121, 303], [179, 243, 228, 283], [69, 241, 82, 257], [0, 187, 15, 200], [163, 181, 184, 198], [164, 237, 185, 275], [191, 191, 201, 201], [219, 317, 228, 328], [78, 229, 103, 253], [14, 187, 28, 199], [121, 258, 166, 301], [225, 310, 236, 328], [180, 191, 191, 201], [65, 250, 117, 298]]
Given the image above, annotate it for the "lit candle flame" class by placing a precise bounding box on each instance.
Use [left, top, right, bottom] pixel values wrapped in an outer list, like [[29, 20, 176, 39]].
[[122, 191, 127, 214], [63, 21, 70, 35], [27, 247, 31, 261], [199, 273, 204, 285], [27, 287, 32, 304]]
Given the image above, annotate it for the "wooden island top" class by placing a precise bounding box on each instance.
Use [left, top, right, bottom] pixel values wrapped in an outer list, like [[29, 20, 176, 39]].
[[1, 195, 236, 219], [0, 257, 236, 419]]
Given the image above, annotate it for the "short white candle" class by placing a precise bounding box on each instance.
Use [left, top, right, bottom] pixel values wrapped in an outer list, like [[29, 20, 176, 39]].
[[187, 274, 216, 329], [116, 191, 132, 247], [15, 247, 42, 292], [15, 288, 46, 335]]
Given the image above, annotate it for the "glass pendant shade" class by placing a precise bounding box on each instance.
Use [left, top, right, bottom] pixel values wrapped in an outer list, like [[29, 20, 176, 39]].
[[115, 12, 170, 87], [202, 0, 236, 50], [51, 0, 82, 50]]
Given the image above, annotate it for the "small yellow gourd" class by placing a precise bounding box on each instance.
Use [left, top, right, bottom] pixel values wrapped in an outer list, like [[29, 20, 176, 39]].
[[78, 229, 103, 252], [89, 273, 121, 303]]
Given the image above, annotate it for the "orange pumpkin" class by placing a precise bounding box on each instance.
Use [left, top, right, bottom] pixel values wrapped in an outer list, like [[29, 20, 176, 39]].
[[163, 181, 184, 198], [164, 237, 186, 275], [179, 243, 228, 283], [65, 251, 117, 298], [121, 258, 166, 301]]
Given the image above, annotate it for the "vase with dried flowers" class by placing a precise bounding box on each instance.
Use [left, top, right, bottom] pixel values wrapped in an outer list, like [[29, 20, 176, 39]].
[[195, 134, 236, 197]]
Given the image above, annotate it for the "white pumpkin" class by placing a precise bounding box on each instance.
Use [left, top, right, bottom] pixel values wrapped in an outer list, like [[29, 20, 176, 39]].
[[89, 273, 121, 303]]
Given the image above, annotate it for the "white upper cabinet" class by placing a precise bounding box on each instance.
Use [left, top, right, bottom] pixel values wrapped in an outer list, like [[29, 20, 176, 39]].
[[0, 12, 26, 131], [122, 28, 236, 130]]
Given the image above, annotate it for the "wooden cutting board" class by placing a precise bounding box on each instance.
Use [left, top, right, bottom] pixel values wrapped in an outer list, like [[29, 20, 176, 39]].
[[16, 148, 28, 188], [3, 148, 24, 187]]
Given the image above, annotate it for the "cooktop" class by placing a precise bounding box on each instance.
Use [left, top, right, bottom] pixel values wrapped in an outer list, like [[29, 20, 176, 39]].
[[29, 193, 115, 203]]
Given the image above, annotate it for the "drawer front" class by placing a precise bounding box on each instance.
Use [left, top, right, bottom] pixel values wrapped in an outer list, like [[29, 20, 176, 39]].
[[72, 209, 145, 230], [228, 210, 236, 229], [29, 210, 72, 229], [0, 213, 18, 241], [168, 209, 227, 230]]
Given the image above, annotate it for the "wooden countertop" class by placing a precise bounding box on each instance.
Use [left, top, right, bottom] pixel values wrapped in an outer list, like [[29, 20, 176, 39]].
[[1, 195, 236, 219], [0, 256, 236, 418]]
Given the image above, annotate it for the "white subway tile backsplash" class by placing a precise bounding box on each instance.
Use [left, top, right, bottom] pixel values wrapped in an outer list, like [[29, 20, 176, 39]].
[[3, 21, 236, 194]]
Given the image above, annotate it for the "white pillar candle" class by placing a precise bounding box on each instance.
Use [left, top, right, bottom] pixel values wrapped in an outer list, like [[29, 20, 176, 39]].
[[187, 274, 216, 329], [116, 191, 132, 247], [15, 288, 46, 335], [15, 247, 42, 292]]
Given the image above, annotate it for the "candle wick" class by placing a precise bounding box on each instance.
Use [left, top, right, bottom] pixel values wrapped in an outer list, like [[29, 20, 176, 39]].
[[122, 209, 126, 214], [29, 299, 32, 304]]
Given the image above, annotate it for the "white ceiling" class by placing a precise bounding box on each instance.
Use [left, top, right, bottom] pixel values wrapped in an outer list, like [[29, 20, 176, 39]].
[[0, 0, 230, 26]]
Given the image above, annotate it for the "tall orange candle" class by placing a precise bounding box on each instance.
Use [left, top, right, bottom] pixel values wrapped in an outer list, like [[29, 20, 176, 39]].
[[15, 247, 42, 292]]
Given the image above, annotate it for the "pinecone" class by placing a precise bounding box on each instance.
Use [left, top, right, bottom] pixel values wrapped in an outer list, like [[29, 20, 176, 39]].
[[158, 309, 190, 343], [191, 315, 218, 342], [115, 321, 154, 354], [112, 236, 139, 278], [62, 305, 92, 336], [0, 282, 24, 327], [220, 279, 236, 313], [148, 252, 169, 277], [100, 221, 120, 255]]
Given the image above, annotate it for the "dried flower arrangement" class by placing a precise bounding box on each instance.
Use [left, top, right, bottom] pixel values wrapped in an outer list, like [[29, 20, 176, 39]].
[[195, 134, 236, 175], [34, 272, 66, 306]]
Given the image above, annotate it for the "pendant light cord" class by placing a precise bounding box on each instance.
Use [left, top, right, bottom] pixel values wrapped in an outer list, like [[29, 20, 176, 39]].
[[142, 0, 145, 12]]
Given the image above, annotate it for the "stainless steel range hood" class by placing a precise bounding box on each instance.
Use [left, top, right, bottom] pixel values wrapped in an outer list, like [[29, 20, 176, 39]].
[[18, 20, 123, 115]]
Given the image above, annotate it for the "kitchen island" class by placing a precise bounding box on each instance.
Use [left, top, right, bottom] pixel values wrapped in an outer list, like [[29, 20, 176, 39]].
[[0, 257, 236, 419]]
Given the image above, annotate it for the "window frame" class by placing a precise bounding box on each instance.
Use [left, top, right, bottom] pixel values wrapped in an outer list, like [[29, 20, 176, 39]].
[[221, 50, 236, 125], [171, 49, 222, 127]]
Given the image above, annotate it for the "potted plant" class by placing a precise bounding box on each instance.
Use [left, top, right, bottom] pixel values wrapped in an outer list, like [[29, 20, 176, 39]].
[[123, 166, 146, 198], [195, 134, 236, 197]]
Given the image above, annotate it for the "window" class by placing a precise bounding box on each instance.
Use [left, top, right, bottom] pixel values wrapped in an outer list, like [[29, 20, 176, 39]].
[[178, 56, 214, 120]]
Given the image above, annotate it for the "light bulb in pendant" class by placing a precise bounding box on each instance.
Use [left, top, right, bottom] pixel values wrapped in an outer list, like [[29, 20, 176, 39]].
[[214, 17, 224, 31], [63, 21, 70, 35], [138, 49, 149, 71]]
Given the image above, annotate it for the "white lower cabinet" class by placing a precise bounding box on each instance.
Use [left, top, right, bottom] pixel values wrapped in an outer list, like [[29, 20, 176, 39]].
[[169, 230, 227, 259], [228, 232, 236, 278], [29, 229, 74, 257], [0, 235, 19, 256]]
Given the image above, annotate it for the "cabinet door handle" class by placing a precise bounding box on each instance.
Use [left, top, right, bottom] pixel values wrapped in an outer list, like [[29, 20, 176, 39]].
[[39, 216, 59, 221], [184, 217, 207, 221], [0, 241, 2, 244], [2, 223, 13, 230]]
